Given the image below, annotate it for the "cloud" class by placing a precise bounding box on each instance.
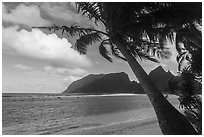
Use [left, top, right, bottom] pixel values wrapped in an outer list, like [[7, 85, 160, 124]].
[[2, 3, 51, 27], [159, 63, 167, 67], [2, 26, 92, 68], [13, 64, 33, 70], [63, 75, 82, 85], [39, 3, 93, 26], [42, 65, 87, 85], [43, 65, 88, 76]]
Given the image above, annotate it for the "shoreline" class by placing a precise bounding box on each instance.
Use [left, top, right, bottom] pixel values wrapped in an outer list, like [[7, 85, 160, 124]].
[[3, 94, 181, 135]]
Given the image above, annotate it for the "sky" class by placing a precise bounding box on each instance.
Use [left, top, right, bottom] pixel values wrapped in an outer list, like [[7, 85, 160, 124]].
[[2, 2, 179, 93]]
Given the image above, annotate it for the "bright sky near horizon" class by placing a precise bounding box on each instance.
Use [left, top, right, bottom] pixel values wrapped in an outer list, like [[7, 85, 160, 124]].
[[2, 2, 179, 93]]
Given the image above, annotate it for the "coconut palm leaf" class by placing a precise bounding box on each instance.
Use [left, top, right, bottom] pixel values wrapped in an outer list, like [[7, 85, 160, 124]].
[[176, 52, 188, 62], [152, 3, 201, 27], [33, 24, 108, 37], [99, 40, 112, 62], [123, 37, 171, 62], [111, 45, 126, 61], [76, 2, 105, 26], [99, 39, 127, 61], [176, 24, 202, 49], [75, 32, 102, 54], [175, 24, 201, 72], [122, 39, 160, 63], [178, 55, 187, 71]]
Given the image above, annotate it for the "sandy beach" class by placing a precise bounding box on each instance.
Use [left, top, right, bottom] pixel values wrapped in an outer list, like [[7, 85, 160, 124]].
[[60, 108, 161, 135], [68, 116, 161, 135], [2, 94, 180, 135]]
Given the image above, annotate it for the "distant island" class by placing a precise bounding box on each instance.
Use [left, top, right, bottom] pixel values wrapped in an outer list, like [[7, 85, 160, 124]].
[[62, 66, 179, 95]]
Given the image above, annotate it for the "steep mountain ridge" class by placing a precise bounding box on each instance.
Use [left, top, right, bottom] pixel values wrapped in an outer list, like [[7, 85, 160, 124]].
[[63, 72, 144, 94], [62, 66, 176, 95], [149, 66, 175, 92]]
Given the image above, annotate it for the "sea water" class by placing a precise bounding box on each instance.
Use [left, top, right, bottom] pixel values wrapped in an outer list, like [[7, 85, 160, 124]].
[[2, 93, 179, 134]]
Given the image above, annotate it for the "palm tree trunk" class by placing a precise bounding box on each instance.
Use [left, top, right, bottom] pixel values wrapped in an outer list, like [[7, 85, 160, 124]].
[[114, 38, 197, 135]]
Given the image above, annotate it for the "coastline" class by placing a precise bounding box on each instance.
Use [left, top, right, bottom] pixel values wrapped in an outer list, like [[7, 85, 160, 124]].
[[3, 94, 180, 135]]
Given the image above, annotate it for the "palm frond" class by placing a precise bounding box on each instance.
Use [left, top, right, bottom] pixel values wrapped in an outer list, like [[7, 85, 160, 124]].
[[61, 25, 92, 37], [125, 41, 160, 63], [76, 2, 105, 26], [178, 55, 187, 71], [152, 3, 201, 27], [111, 45, 126, 61], [100, 39, 126, 61], [175, 23, 202, 72], [137, 52, 160, 63], [124, 36, 171, 62], [99, 40, 112, 62], [175, 32, 184, 54], [33, 24, 108, 37], [75, 32, 102, 54], [34, 24, 92, 37], [176, 52, 187, 63], [146, 44, 172, 60]]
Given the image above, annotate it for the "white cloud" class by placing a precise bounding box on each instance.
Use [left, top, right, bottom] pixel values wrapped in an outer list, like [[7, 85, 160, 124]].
[[63, 75, 82, 85], [2, 26, 92, 68], [43, 65, 88, 76], [13, 64, 33, 70], [40, 3, 88, 24], [2, 3, 51, 27], [159, 63, 167, 67], [42, 65, 87, 85]]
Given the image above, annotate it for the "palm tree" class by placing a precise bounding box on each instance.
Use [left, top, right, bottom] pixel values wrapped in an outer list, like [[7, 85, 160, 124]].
[[177, 67, 202, 134], [167, 79, 180, 95], [152, 3, 202, 77], [176, 67, 201, 109], [175, 25, 202, 74], [34, 2, 201, 134]]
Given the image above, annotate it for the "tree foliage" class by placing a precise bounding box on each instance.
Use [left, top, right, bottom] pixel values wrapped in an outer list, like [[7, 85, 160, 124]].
[[34, 3, 201, 67], [167, 66, 202, 134], [34, 3, 202, 134]]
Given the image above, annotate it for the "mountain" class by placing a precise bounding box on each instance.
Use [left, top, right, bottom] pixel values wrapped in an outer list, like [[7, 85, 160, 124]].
[[62, 66, 202, 95], [149, 66, 175, 93], [62, 72, 144, 95], [62, 66, 177, 95]]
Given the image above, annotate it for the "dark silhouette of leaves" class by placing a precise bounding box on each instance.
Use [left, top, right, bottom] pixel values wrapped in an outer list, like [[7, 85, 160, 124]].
[[75, 32, 102, 54]]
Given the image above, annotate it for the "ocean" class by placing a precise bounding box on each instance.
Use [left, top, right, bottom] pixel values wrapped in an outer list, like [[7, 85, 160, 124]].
[[2, 93, 179, 135]]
